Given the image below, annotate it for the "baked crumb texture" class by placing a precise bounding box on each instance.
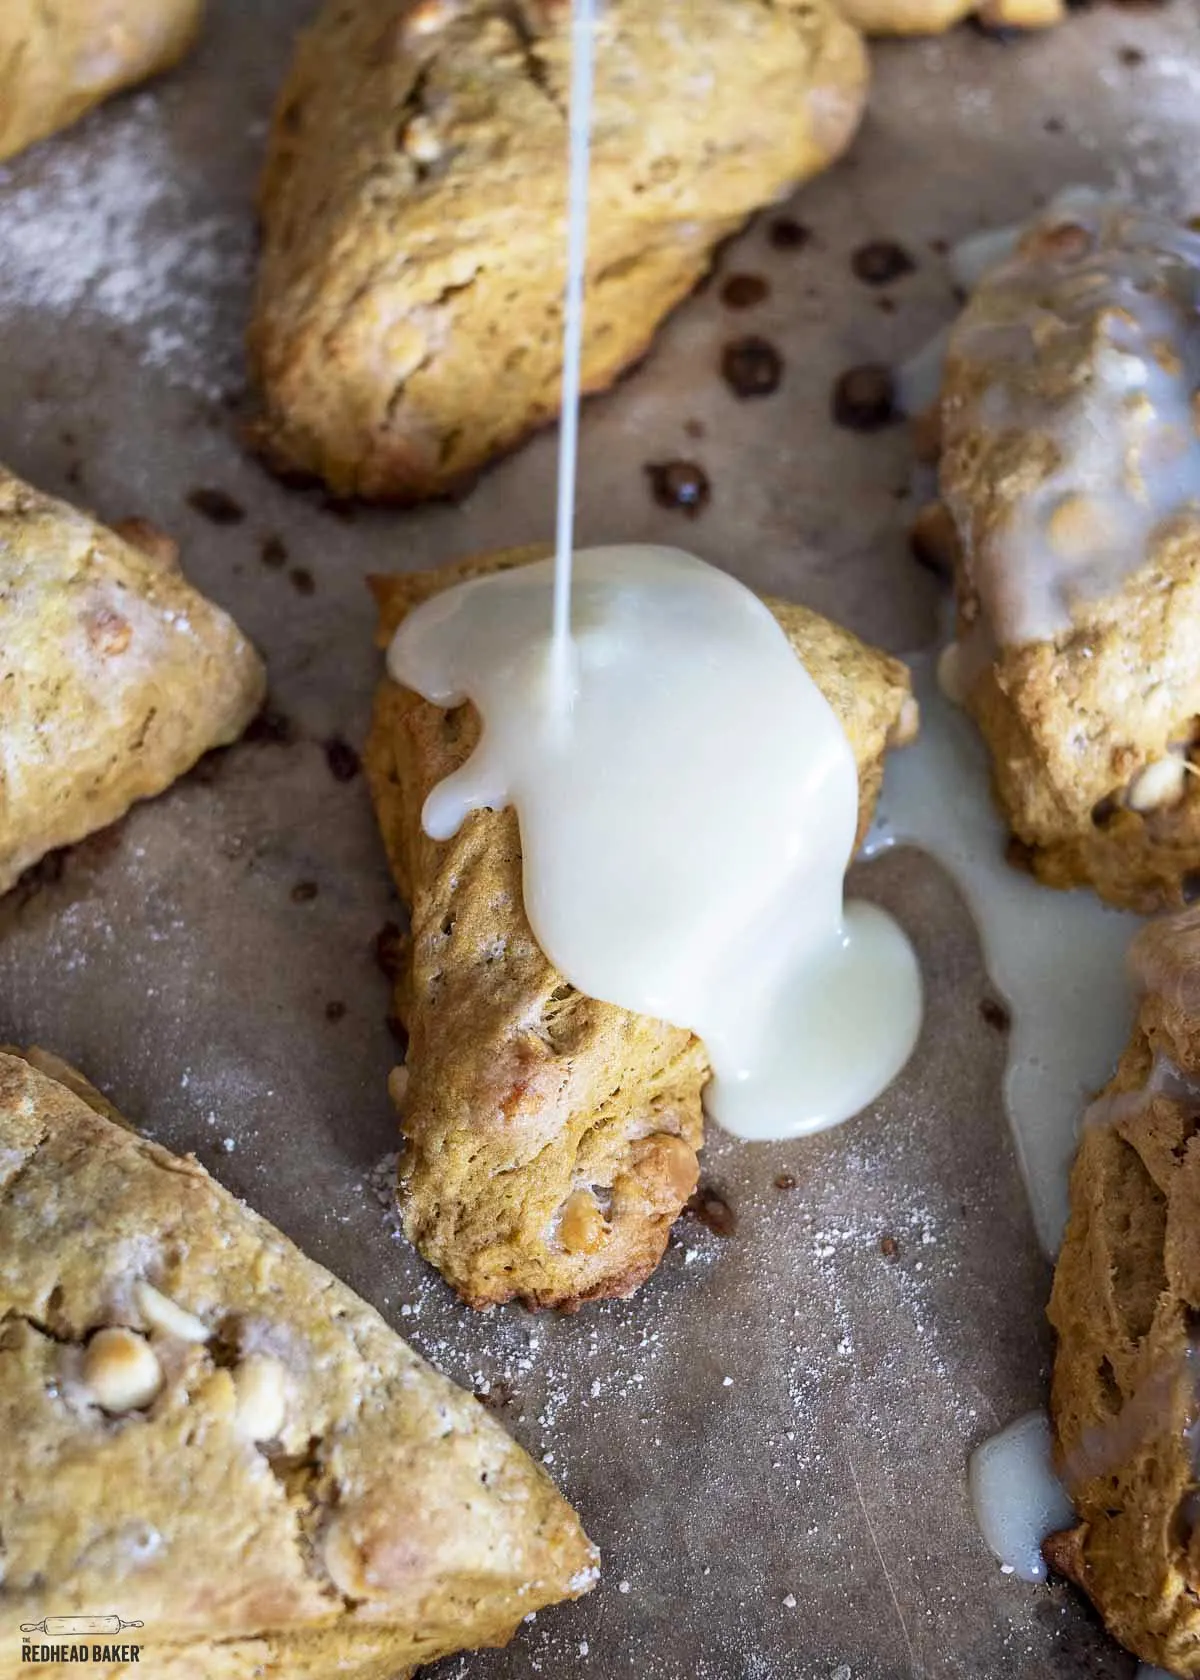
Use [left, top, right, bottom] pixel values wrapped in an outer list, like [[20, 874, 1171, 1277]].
[[248, 0, 868, 502], [1048, 908, 1200, 1675], [937, 206, 1200, 912], [833, 0, 1060, 34], [0, 0, 203, 163], [0, 465, 265, 895], [0, 1050, 597, 1680], [365, 546, 916, 1311]]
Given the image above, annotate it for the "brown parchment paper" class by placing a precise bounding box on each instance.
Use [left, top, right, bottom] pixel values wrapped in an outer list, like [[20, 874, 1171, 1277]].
[[1, 3, 1198, 1674]]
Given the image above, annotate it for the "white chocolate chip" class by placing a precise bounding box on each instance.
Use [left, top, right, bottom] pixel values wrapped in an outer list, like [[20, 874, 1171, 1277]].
[[387, 1064, 409, 1111], [890, 694, 920, 749], [405, 0, 451, 34], [937, 642, 968, 707], [135, 1281, 209, 1343], [402, 116, 442, 164], [82, 1327, 162, 1413], [1045, 493, 1107, 560], [234, 1354, 287, 1443], [1127, 754, 1189, 813]]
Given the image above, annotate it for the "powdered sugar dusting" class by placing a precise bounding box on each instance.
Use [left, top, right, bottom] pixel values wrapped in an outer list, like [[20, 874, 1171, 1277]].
[[0, 91, 251, 401]]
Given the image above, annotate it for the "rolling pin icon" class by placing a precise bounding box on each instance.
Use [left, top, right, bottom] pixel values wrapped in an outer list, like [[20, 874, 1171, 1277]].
[[21, 1616, 144, 1635]]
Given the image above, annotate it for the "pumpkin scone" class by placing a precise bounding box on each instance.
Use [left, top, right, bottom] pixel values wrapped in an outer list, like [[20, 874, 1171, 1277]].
[[0, 1050, 597, 1680], [933, 201, 1200, 913], [248, 0, 867, 502], [365, 547, 917, 1311], [0, 0, 203, 164], [0, 465, 264, 894], [1046, 907, 1200, 1676]]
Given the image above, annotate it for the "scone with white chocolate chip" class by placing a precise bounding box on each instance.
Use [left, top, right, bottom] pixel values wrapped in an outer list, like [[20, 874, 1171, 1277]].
[[364, 547, 917, 1311], [1046, 907, 1200, 1673], [0, 1050, 597, 1680], [0, 465, 264, 894], [0, 0, 203, 164], [249, 0, 867, 501], [935, 202, 1200, 912]]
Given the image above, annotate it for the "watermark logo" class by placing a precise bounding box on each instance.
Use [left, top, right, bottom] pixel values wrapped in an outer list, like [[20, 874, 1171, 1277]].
[[19, 1615, 143, 1665]]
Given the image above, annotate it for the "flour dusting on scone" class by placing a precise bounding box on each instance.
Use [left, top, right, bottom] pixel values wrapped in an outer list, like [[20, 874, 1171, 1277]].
[[934, 201, 1200, 911], [0, 1051, 597, 1680], [0, 466, 265, 895], [0, 0, 204, 164], [248, 0, 867, 501], [1047, 907, 1200, 1675], [364, 547, 915, 1311]]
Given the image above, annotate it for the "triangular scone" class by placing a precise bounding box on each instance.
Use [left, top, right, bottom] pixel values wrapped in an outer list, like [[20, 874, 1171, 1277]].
[[0, 466, 265, 893], [250, 0, 866, 501], [935, 205, 1200, 911], [366, 548, 917, 1311], [0, 1, 203, 163], [0, 1052, 597, 1680], [1046, 910, 1200, 1673]]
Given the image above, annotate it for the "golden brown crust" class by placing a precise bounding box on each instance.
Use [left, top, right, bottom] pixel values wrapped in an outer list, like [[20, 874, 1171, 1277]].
[[832, 0, 973, 32], [0, 0, 203, 163], [1048, 908, 1200, 1674], [249, 0, 867, 501], [365, 546, 915, 1311], [0, 466, 265, 895], [0, 1050, 597, 1680], [939, 209, 1200, 913], [833, 0, 1061, 32]]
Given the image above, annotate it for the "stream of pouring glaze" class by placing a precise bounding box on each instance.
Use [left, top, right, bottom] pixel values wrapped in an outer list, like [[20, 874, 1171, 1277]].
[[549, 0, 596, 706]]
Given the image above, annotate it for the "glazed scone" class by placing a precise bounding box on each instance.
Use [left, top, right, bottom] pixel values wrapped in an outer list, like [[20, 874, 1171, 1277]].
[[935, 201, 1200, 912], [365, 547, 916, 1311], [834, 0, 1060, 33], [0, 0, 203, 164], [1046, 908, 1200, 1675], [0, 466, 264, 893], [249, 0, 867, 502], [0, 1050, 597, 1680]]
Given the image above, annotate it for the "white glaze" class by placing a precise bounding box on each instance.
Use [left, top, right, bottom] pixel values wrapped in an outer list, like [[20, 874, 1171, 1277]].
[[868, 647, 1138, 1252], [968, 1410, 1075, 1583], [884, 198, 1195, 1249], [390, 545, 922, 1141], [944, 199, 1200, 647], [550, 0, 596, 704], [895, 325, 950, 420], [896, 189, 1105, 422]]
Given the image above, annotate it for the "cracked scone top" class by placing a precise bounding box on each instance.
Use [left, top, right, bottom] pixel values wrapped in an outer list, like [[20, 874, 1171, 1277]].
[[1047, 908, 1200, 1675], [249, 0, 867, 500], [0, 1051, 596, 1680], [365, 547, 917, 1311], [935, 202, 1200, 909]]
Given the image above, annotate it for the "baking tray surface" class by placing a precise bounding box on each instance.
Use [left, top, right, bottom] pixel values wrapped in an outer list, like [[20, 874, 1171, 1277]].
[[2, 3, 1198, 1673]]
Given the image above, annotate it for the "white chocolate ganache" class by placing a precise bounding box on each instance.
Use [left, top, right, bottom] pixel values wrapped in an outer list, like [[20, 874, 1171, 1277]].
[[389, 545, 922, 1142]]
